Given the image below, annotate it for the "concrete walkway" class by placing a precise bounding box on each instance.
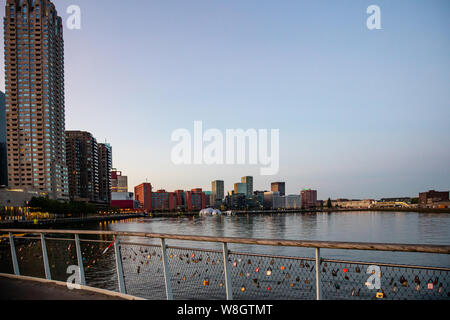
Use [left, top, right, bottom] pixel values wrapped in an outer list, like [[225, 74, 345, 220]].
[[0, 275, 135, 300]]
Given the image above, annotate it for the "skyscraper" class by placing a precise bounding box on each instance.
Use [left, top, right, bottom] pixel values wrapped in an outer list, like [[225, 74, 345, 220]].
[[0, 91, 7, 186], [211, 180, 224, 206], [271, 182, 286, 196], [66, 131, 99, 202], [98, 143, 112, 204], [234, 183, 247, 195], [241, 176, 253, 197], [4, 0, 68, 199]]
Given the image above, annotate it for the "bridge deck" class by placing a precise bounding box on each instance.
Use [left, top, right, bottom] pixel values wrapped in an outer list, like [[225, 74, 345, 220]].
[[0, 276, 126, 300]]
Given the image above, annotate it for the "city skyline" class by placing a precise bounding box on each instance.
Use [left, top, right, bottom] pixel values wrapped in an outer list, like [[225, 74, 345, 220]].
[[0, 0, 449, 199]]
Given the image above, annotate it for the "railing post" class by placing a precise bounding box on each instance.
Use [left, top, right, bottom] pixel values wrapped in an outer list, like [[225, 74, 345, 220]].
[[8, 233, 20, 275], [74, 234, 86, 286], [160, 238, 173, 300], [315, 248, 322, 300], [114, 237, 127, 294], [222, 242, 233, 300], [40, 233, 51, 280]]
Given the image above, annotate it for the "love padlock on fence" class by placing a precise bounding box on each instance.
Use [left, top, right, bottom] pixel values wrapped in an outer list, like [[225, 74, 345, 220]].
[[427, 279, 434, 290]]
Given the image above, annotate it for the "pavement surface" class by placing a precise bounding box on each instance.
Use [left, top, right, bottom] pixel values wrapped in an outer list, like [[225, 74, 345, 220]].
[[0, 277, 126, 300]]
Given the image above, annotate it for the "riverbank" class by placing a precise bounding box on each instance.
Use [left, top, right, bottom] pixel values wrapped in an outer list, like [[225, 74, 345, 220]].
[[0, 213, 144, 229]]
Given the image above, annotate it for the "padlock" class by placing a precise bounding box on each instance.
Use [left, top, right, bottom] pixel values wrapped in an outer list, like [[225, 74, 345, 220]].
[[203, 279, 210, 286], [376, 292, 384, 299], [427, 279, 434, 290]]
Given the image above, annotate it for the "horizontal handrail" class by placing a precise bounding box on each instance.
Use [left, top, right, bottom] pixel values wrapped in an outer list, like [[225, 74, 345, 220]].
[[1, 228, 450, 254]]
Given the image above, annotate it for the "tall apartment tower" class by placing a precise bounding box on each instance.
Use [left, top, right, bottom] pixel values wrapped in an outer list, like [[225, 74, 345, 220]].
[[66, 131, 99, 202], [4, 0, 68, 199], [98, 143, 112, 204], [241, 176, 253, 197], [0, 91, 7, 186], [211, 180, 224, 206]]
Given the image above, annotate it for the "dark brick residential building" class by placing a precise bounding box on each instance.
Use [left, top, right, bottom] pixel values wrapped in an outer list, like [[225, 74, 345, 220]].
[[419, 190, 449, 208], [66, 131, 99, 202], [301, 189, 318, 209]]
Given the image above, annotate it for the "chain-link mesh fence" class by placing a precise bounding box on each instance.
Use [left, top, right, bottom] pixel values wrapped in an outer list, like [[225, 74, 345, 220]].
[[1, 232, 449, 300], [0, 236, 13, 274]]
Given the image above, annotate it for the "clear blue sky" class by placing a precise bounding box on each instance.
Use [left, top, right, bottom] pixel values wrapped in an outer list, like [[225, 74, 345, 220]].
[[1, 0, 449, 199]]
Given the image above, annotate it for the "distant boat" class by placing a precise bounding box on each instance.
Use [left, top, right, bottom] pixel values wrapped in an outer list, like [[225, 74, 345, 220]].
[[225, 211, 236, 216]]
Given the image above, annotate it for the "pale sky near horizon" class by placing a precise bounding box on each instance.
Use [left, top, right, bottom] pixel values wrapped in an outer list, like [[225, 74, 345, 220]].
[[1, 0, 449, 199]]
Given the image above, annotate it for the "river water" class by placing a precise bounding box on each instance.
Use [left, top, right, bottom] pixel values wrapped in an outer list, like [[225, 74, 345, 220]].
[[106, 211, 450, 267]]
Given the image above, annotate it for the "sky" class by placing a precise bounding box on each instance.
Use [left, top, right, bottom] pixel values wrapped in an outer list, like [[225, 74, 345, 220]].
[[1, 0, 449, 199]]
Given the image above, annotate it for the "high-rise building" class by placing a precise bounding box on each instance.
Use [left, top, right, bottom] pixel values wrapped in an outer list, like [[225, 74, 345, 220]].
[[135, 183, 152, 212], [301, 189, 318, 209], [211, 180, 224, 205], [98, 143, 112, 204], [111, 169, 128, 193], [241, 176, 253, 197], [0, 91, 7, 186], [4, 0, 68, 199], [234, 183, 247, 195], [66, 131, 99, 202], [271, 182, 286, 196]]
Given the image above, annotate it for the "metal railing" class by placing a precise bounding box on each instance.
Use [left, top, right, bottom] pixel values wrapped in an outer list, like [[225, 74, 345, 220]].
[[0, 229, 449, 300]]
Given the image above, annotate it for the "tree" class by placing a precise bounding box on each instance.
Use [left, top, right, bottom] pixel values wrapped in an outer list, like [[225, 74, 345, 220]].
[[327, 198, 332, 209]]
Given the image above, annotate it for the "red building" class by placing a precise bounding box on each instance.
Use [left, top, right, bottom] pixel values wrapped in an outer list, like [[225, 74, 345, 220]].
[[186, 189, 206, 211], [301, 189, 318, 209], [134, 183, 206, 212], [135, 183, 152, 212], [152, 190, 177, 211]]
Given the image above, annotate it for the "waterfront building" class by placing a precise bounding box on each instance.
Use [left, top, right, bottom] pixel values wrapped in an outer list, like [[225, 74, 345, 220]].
[[111, 169, 128, 193], [241, 176, 253, 197], [0, 91, 6, 186], [135, 183, 152, 212], [204, 191, 212, 207], [301, 189, 317, 209], [111, 191, 138, 210], [65, 131, 99, 202], [4, 0, 69, 200], [174, 190, 187, 210], [332, 199, 376, 209], [285, 195, 302, 209], [271, 182, 286, 196], [98, 143, 112, 204], [226, 193, 246, 210], [187, 188, 206, 211], [263, 191, 280, 210], [234, 183, 247, 195], [211, 180, 224, 206], [419, 190, 450, 208], [151, 189, 177, 211]]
